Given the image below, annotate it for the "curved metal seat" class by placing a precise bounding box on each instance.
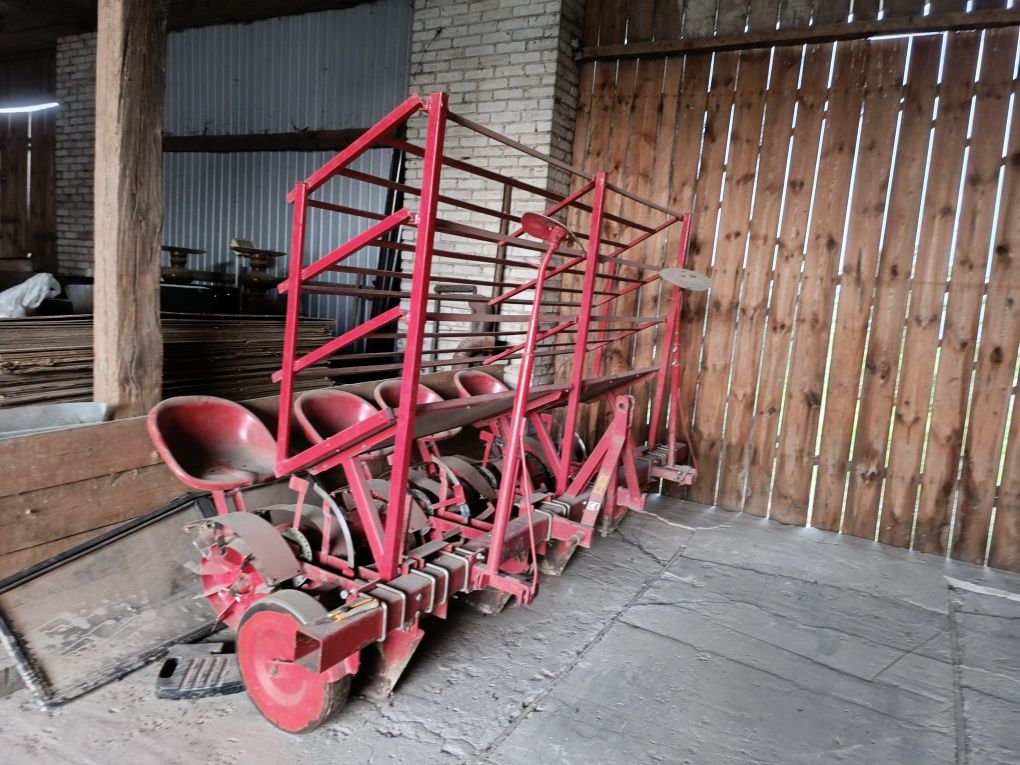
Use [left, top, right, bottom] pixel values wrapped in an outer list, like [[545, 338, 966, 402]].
[[294, 388, 390, 459], [373, 379, 461, 443], [148, 396, 277, 492], [453, 369, 510, 398]]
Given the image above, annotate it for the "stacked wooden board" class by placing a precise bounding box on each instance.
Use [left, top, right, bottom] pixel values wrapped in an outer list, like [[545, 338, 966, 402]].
[[0, 313, 335, 407]]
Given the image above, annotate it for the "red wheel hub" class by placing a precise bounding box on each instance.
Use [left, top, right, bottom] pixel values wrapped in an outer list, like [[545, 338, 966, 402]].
[[237, 604, 349, 733], [199, 536, 267, 629]]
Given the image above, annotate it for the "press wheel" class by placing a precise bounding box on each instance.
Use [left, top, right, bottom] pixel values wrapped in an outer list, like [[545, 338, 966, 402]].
[[237, 590, 351, 733]]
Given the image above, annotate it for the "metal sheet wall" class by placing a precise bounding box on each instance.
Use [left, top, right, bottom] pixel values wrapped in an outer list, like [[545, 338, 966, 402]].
[[161, 0, 411, 330]]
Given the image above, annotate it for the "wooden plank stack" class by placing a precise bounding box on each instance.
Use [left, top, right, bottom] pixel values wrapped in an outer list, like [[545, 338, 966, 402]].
[[0, 313, 335, 407]]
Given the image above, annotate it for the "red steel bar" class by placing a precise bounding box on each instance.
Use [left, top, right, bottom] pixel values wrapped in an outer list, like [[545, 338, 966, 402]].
[[556, 172, 608, 492], [378, 91, 449, 582], [275, 181, 309, 469]]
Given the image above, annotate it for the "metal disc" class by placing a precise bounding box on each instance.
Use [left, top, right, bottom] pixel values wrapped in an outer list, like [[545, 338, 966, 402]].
[[659, 267, 713, 291], [520, 212, 569, 242]]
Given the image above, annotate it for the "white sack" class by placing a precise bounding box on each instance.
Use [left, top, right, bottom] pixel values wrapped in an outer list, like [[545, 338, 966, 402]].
[[0, 273, 62, 319]]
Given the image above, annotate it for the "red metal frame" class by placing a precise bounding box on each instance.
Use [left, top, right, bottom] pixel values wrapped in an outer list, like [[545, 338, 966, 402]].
[[150, 92, 701, 732]]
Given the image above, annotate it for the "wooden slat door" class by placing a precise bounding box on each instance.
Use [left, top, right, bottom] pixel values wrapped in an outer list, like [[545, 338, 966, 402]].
[[571, 25, 1020, 571]]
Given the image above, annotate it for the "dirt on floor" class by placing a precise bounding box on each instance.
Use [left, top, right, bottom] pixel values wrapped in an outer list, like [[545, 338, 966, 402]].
[[1, 498, 1018, 764]]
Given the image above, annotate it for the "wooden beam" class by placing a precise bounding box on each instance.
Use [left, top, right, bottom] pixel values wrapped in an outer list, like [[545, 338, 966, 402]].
[[162, 128, 370, 153], [577, 8, 1020, 62], [92, 0, 167, 418]]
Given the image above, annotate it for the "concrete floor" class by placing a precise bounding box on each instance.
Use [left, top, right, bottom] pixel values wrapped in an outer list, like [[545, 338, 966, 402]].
[[1, 497, 1018, 764]]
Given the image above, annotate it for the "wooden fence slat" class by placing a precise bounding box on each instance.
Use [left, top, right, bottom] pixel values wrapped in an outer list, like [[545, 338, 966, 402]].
[[717, 45, 801, 512], [558, 59, 599, 390], [683, 0, 720, 38], [583, 0, 603, 46], [28, 110, 57, 271], [852, 0, 881, 22], [0, 117, 29, 260], [605, 58, 666, 380], [651, 0, 683, 40], [677, 51, 740, 493], [603, 58, 665, 436], [985, 62, 1020, 571], [746, 2, 780, 32], [814, 39, 907, 535], [716, 0, 750, 35], [988, 361, 1020, 569], [744, 43, 832, 519], [929, 0, 969, 13], [849, 36, 942, 546], [883, 0, 927, 18], [920, 28, 1018, 560], [813, 0, 851, 24], [779, 0, 814, 28], [667, 54, 713, 214], [660, 53, 712, 450], [880, 32, 981, 550], [627, 0, 658, 43], [771, 40, 868, 525], [954, 32, 1020, 565], [597, 0, 629, 46], [558, 58, 616, 400], [688, 49, 771, 505], [583, 58, 642, 439], [631, 56, 685, 445]]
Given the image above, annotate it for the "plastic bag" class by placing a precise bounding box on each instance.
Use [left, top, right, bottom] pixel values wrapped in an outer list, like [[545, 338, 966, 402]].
[[0, 273, 61, 319]]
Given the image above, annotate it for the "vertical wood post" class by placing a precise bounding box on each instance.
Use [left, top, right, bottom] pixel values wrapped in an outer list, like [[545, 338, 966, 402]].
[[92, 0, 168, 417]]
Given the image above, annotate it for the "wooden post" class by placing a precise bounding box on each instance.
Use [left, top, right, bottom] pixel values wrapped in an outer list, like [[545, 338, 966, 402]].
[[92, 0, 168, 417]]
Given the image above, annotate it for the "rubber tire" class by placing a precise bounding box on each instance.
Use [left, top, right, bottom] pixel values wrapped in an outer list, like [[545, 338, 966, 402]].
[[237, 590, 351, 733]]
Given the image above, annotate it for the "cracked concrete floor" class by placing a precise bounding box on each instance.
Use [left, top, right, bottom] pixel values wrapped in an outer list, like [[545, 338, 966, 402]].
[[1, 497, 1018, 764]]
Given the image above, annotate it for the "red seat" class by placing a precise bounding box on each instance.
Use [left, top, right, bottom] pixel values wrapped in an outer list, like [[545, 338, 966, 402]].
[[373, 379, 461, 442], [148, 396, 277, 492], [454, 369, 510, 398], [294, 388, 389, 459]]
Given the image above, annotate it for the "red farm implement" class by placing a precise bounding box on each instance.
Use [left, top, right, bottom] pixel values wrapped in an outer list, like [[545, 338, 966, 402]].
[[147, 92, 704, 733]]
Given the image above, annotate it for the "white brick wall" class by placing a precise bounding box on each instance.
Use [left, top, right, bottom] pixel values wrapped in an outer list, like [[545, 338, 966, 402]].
[[55, 33, 97, 277], [404, 0, 582, 381]]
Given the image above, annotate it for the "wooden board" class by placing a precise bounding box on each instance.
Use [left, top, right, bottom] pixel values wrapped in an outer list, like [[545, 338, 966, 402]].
[[677, 51, 740, 499], [920, 28, 1018, 561], [881, 32, 980, 552], [744, 44, 832, 519], [630, 56, 685, 446], [688, 49, 770, 505], [0, 463, 183, 557], [716, 45, 801, 512], [771, 39, 869, 527], [814, 39, 907, 535], [848, 36, 941, 547], [959, 40, 1020, 566]]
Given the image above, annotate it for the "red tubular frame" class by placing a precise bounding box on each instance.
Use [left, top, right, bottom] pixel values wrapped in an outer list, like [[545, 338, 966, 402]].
[[273, 91, 697, 593]]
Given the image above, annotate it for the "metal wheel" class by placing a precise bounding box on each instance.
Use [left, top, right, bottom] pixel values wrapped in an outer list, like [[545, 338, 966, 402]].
[[237, 590, 351, 734], [198, 531, 268, 629]]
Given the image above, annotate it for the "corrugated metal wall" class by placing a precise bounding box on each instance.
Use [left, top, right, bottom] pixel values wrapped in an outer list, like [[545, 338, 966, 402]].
[[161, 0, 411, 331]]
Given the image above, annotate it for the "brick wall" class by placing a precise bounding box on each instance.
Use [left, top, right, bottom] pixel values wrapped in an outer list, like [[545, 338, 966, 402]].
[[405, 0, 582, 382], [54, 33, 97, 277]]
